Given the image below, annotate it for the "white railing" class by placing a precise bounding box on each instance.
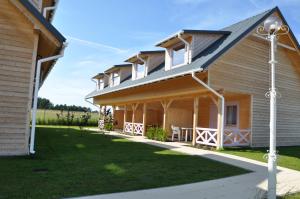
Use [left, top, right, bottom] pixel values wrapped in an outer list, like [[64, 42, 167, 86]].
[[195, 127, 218, 146], [98, 119, 104, 129], [224, 128, 251, 146], [124, 122, 144, 135], [133, 123, 144, 135], [29, 0, 43, 11], [124, 122, 133, 133]]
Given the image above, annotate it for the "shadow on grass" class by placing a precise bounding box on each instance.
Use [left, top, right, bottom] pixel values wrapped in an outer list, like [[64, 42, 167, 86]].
[[0, 126, 250, 199]]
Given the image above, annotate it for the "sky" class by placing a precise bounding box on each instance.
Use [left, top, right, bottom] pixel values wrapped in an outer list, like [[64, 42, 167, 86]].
[[39, 0, 300, 110]]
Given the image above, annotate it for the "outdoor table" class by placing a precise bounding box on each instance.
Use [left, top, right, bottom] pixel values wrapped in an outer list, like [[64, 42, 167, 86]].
[[181, 127, 193, 142]]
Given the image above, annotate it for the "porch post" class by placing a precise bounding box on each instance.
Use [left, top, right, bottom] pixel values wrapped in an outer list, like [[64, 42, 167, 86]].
[[161, 100, 173, 131], [192, 96, 199, 146], [123, 105, 127, 133], [131, 104, 138, 135], [142, 103, 147, 136], [112, 105, 116, 130], [217, 98, 224, 149]]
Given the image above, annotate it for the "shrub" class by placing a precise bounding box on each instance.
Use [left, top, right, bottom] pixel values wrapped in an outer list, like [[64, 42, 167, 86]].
[[146, 127, 168, 142], [104, 123, 113, 131]]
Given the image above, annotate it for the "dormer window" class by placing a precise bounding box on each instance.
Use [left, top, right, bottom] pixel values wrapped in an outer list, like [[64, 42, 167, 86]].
[[99, 79, 104, 90], [111, 72, 120, 87], [135, 63, 146, 79], [172, 42, 186, 67]]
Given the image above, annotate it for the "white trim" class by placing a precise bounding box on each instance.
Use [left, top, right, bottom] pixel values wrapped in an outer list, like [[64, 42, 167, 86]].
[[250, 95, 254, 147]]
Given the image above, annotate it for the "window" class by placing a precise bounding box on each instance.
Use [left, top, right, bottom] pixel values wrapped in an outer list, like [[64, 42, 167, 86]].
[[136, 63, 145, 79], [111, 72, 120, 86], [172, 42, 186, 67], [99, 79, 104, 90], [226, 104, 238, 127]]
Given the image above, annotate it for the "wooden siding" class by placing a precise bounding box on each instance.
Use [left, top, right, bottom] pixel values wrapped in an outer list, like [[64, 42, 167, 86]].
[[120, 67, 131, 82], [0, 1, 35, 155], [209, 35, 300, 147]]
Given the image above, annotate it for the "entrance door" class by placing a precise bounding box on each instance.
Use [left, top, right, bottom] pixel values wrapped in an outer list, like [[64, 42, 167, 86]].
[[209, 104, 218, 129]]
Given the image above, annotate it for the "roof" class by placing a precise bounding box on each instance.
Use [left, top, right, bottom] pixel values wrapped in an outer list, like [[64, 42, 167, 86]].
[[86, 7, 298, 99], [92, 73, 104, 79], [104, 64, 132, 73], [19, 0, 66, 43], [125, 50, 165, 63], [156, 29, 231, 47]]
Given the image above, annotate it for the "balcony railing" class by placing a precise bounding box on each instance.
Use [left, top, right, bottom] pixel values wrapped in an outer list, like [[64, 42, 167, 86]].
[[195, 127, 218, 146]]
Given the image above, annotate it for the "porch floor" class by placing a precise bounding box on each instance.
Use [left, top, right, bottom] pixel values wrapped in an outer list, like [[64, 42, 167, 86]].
[[79, 128, 300, 199]]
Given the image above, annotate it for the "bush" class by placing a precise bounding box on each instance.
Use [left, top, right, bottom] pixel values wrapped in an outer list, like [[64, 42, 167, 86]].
[[146, 127, 168, 142], [104, 123, 113, 131]]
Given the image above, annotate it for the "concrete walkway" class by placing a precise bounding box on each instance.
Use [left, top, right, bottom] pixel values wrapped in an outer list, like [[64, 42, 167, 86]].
[[72, 129, 300, 199]]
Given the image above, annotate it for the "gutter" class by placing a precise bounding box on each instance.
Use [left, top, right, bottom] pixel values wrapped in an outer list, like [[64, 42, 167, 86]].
[[29, 42, 67, 154], [191, 71, 224, 149]]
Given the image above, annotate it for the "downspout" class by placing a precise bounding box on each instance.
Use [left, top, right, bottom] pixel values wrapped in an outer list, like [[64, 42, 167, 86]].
[[137, 54, 147, 76], [43, 0, 59, 22], [191, 71, 224, 149], [29, 43, 67, 154], [178, 33, 191, 64]]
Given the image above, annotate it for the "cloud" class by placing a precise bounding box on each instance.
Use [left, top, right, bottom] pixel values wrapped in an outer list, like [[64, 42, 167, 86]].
[[66, 36, 128, 54]]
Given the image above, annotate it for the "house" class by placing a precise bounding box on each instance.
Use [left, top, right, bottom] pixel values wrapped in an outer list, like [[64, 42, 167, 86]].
[[0, 0, 66, 155], [86, 7, 300, 148]]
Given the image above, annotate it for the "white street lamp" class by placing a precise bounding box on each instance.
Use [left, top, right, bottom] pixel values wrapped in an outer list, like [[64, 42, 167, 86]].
[[257, 16, 289, 199]]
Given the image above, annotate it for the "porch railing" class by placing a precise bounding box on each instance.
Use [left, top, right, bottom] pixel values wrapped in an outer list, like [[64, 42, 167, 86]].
[[195, 127, 251, 147], [124, 122, 144, 135], [223, 128, 251, 146], [98, 119, 105, 129], [195, 127, 218, 146]]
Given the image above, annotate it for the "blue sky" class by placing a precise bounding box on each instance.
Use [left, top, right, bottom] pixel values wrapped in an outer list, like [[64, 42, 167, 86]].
[[39, 0, 300, 110]]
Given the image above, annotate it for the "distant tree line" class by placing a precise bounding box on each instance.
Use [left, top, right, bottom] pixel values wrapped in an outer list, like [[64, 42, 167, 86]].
[[37, 97, 93, 112]]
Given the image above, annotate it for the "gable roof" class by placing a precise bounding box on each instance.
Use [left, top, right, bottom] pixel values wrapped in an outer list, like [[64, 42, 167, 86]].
[[156, 30, 231, 47], [125, 50, 165, 63], [86, 7, 299, 99], [19, 0, 66, 43], [104, 64, 132, 73]]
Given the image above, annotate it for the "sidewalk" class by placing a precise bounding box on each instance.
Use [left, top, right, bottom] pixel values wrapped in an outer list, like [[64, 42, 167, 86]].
[[72, 129, 300, 199]]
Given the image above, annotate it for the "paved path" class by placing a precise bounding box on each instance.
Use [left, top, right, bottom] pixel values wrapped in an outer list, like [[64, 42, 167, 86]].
[[72, 129, 300, 199]]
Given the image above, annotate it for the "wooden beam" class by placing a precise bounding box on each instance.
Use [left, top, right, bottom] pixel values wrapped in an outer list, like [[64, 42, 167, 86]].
[[192, 96, 199, 146], [217, 98, 223, 149], [131, 103, 139, 135], [142, 103, 147, 136], [161, 100, 173, 131]]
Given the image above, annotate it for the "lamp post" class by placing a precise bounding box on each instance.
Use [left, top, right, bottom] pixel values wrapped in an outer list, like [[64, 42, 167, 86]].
[[257, 16, 289, 199]]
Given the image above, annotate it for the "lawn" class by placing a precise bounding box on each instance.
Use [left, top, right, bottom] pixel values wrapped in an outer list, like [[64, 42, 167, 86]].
[[0, 126, 249, 199], [221, 146, 300, 171]]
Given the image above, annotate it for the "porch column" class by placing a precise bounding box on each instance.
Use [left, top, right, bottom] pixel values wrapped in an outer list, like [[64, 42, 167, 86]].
[[142, 103, 147, 136], [217, 98, 224, 149], [192, 96, 199, 146], [123, 105, 127, 133], [161, 100, 173, 131], [112, 105, 116, 130], [131, 104, 138, 135]]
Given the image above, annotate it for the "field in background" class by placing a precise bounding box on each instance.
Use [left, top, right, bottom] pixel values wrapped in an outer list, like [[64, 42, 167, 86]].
[[35, 109, 99, 126]]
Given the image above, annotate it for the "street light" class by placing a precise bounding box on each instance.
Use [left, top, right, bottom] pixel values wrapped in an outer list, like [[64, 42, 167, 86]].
[[257, 16, 289, 199]]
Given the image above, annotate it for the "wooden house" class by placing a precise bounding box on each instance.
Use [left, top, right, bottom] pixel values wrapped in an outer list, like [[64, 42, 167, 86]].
[[86, 7, 300, 148], [0, 0, 66, 155]]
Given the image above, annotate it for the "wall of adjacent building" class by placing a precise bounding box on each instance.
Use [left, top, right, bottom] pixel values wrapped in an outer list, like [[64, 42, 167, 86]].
[[0, 0, 37, 155]]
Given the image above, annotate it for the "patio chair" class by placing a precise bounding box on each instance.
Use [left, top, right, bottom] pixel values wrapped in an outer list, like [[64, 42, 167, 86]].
[[171, 125, 181, 141]]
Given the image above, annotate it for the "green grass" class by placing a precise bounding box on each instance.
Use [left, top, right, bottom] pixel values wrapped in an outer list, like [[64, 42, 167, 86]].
[[36, 109, 99, 120], [221, 146, 300, 171], [280, 192, 300, 199], [0, 126, 249, 199]]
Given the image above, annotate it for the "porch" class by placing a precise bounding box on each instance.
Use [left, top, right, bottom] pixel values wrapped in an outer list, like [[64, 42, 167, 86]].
[[99, 93, 252, 148]]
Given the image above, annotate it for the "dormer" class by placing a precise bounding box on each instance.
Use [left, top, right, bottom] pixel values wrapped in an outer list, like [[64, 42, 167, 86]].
[[92, 73, 108, 90], [156, 30, 231, 71], [105, 64, 132, 87], [125, 51, 165, 80], [28, 0, 58, 22]]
